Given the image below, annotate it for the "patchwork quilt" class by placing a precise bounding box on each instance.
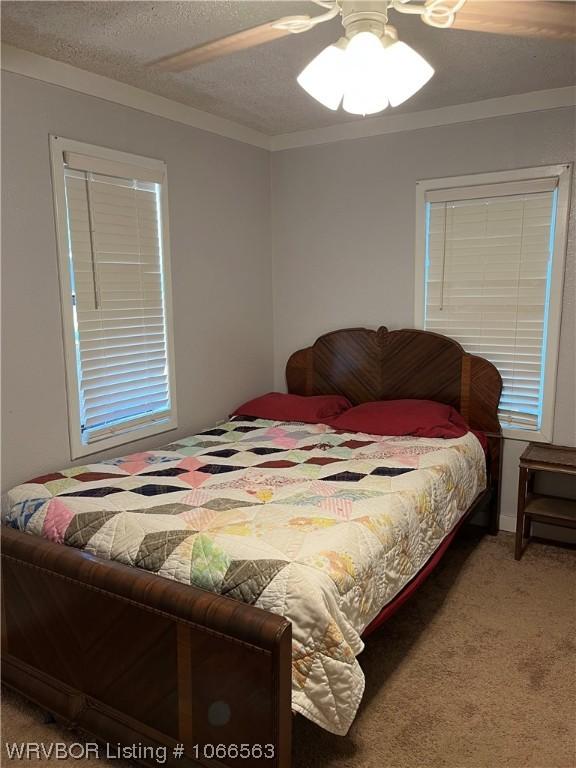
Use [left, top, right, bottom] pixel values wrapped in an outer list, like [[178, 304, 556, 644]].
[[4, 417, 486, 735]]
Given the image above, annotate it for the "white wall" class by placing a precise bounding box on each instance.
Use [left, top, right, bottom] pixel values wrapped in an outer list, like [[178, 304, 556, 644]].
[[271, 107, 576, 531], [1, 71, 273, 493]]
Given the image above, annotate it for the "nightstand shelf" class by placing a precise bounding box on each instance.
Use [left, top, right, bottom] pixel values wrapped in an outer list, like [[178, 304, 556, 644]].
[[524, 496, 576, 527], [515, 444, 576, 560]]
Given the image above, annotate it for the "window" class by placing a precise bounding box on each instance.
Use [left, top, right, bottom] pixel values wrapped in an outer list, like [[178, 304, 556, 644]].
[[415, 165, 571, 442], [51, 137, 177, 458]]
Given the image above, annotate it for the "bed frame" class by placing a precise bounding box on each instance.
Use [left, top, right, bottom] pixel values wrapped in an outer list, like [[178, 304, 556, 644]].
[[1, 326, 502, 768]]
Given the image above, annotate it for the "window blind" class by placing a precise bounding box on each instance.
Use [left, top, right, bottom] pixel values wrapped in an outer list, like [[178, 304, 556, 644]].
[[64, 165, 172, 444], [424, 183, 558, 432]]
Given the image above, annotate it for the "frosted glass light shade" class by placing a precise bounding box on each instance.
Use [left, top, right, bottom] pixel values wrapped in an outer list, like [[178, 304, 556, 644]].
[[342, 32, 389, 116], [296, 30, 435, 115], [382, 41, 434, 107], [297, 42, 346, 110]]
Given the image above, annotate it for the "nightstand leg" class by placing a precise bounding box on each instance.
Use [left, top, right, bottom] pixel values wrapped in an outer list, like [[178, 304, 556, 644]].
[[523, 512, 531, 540], [515, 466, 528, 560]]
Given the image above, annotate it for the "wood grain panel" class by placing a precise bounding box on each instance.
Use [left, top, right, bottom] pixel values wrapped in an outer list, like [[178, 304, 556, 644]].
[[1, 528, 292, 768], [315, 328, 382, 402], [468, 354, 502, 435], [286, 326, 502, 435]]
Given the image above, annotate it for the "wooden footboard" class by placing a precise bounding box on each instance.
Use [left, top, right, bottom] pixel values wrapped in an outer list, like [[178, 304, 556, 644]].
[[1, 528, 292, 768]]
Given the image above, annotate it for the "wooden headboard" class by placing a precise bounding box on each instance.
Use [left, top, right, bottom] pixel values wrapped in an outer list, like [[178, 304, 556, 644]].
[[286, 326, 502, 436]]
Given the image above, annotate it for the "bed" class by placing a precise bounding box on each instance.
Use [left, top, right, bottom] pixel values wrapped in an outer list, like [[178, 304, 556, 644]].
[[1, 326, 502, 767]]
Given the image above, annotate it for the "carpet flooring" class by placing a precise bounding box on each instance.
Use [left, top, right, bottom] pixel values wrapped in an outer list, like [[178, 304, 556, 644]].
[[2, 531, 575, 768]]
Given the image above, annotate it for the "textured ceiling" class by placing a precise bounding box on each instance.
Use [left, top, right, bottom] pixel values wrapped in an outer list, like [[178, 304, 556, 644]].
[[2, 1, 575, 135]]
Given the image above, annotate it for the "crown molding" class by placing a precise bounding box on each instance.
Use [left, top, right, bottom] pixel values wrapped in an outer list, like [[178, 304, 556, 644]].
[[270, 86, 576, 151], [0, 45, 271, 150], [2, 45, 574, 154]]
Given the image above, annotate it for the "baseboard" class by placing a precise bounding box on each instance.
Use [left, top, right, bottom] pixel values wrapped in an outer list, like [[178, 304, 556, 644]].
[[499, 514, 516, 533]]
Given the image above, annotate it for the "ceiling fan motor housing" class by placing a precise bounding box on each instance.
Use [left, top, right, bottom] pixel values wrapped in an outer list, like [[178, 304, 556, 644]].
[[341, 0, 392, 40]]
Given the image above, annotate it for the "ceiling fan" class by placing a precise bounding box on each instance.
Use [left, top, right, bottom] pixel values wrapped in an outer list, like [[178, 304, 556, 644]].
[[151, 1, 576, 117]]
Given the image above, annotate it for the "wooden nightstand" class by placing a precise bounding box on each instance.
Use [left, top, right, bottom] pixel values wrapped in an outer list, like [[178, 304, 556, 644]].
[[515, 443, 576, 560]]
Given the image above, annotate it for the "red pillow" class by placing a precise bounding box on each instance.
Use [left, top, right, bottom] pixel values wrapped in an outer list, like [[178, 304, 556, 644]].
[[233, 392, 352, 424], [328, 399, 471, 439]]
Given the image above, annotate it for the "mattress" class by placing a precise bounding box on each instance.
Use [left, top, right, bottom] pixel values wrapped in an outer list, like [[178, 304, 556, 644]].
[[4, 416, 486, 735]]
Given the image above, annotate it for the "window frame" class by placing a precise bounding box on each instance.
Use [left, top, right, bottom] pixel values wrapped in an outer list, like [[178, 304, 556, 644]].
[[50, 135, 178, 459], [414, 164, 572, 443]]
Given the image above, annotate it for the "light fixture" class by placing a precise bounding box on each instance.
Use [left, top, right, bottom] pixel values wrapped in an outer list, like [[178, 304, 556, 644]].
[[342, 31, 389, 115], [297, 23, 434, 116], [296, 38, 347, 111], [381, 38, 435, 107]]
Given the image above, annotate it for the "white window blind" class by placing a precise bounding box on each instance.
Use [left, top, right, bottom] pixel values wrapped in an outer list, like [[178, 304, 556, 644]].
[[62, 158, 174, 447], [424, 180, 559, 433]]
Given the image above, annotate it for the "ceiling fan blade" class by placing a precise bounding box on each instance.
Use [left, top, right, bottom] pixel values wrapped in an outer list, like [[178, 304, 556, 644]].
[[151, 19, 301, 72], [447, 0, 576, 40]]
